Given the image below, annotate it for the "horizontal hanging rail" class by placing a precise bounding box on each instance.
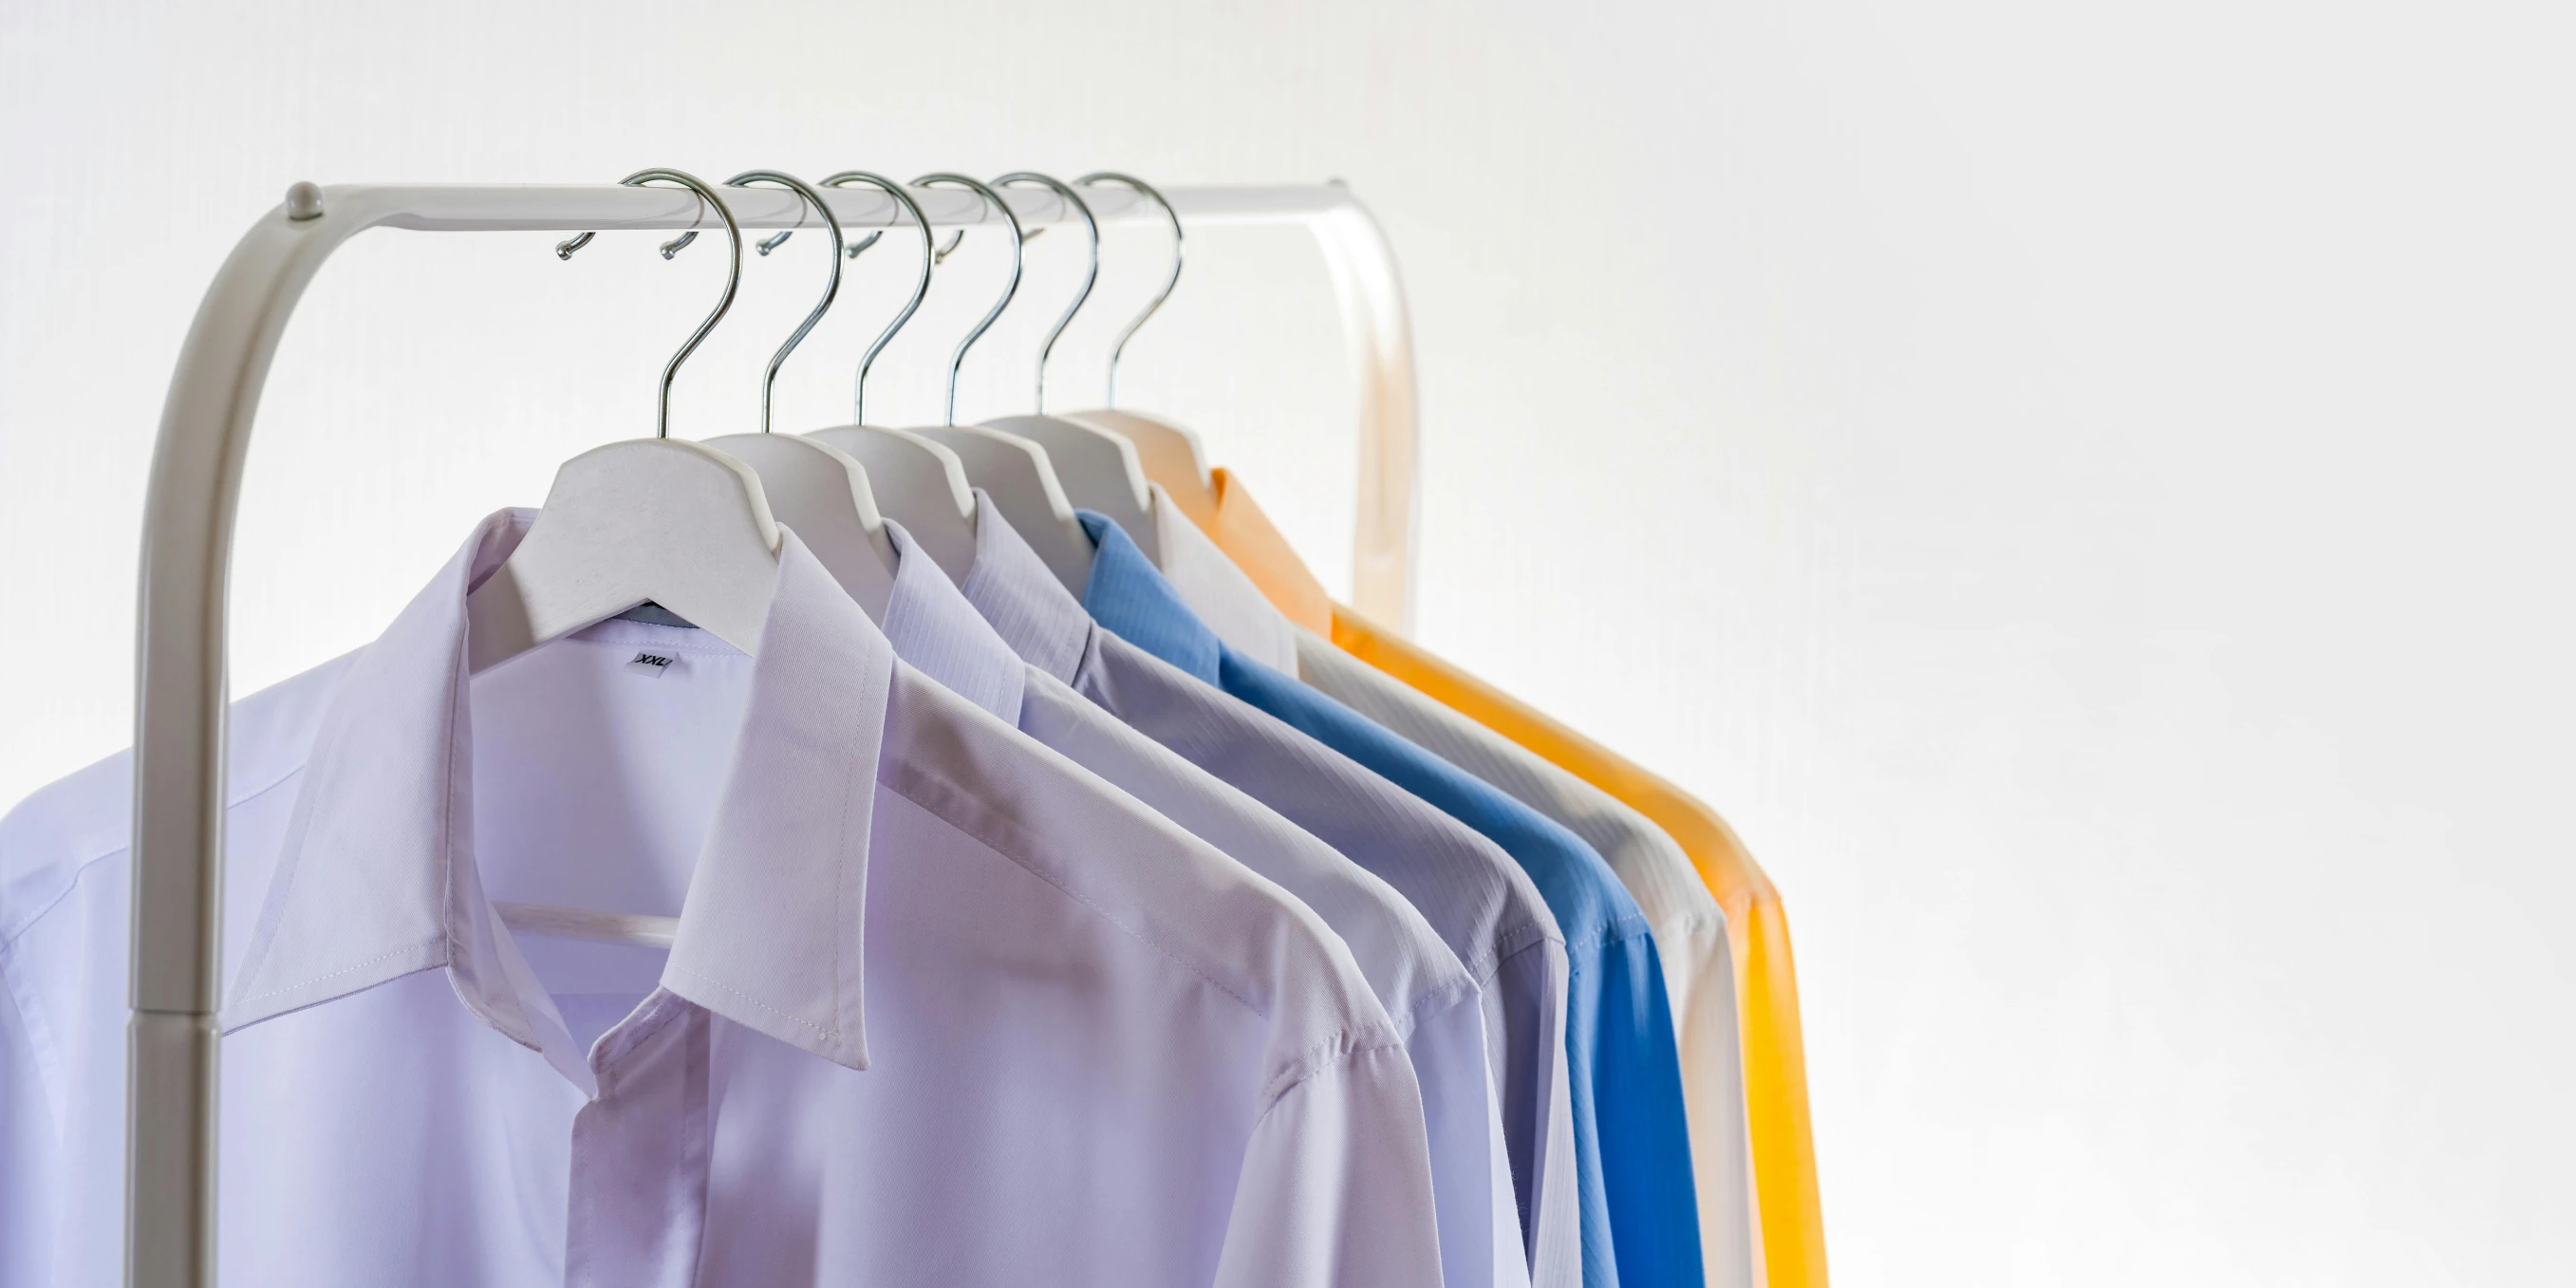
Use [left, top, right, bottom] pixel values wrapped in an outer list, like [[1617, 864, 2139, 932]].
[[125, 179, 1415, 1286]]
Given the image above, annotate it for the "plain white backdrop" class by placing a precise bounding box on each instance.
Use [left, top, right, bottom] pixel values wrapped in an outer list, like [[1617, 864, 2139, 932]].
[[4, 0, 2570, 1282]]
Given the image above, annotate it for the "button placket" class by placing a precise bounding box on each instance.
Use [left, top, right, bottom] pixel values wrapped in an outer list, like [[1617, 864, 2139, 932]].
[[565, 992, 715, 1288]]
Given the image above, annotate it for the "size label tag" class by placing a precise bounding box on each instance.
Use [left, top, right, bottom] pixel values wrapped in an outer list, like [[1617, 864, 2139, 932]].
[[625, 651, 677, 678]]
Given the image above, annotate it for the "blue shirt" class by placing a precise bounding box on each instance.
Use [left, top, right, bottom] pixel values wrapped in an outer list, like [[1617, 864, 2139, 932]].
[[1077, 513, 1706, 1288]]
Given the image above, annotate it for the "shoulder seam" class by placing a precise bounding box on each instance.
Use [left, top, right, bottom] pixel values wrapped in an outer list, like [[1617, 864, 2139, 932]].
[[1391, 970, 1484, 1041], [0, 764, 308, 951], [1255, 1023, 1412, 1118], [879, 762, 1269, 1018], [1482, 928, 1567, 995]]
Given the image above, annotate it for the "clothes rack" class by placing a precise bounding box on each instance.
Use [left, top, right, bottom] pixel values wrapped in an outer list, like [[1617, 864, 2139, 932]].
[[127, 179, 1417, 1286]]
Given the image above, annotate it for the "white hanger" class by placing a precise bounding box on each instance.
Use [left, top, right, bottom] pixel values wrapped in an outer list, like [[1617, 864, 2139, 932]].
[[968, 173, 1162, 566], [698, 169, 898, 620], [793, 171, 983, 585], [467, 169, 780, 674], [466, 168, 775, 951], [1056, 174, 1222, 527], [812, 425, 979, 581], [901, 172, 1096, 597]]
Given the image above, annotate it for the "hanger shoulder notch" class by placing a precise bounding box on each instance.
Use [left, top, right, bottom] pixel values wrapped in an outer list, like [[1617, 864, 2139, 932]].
[[907, 424, 1095, 595], [805, 424, 980, 585], [980, 414, 1160, 562], [467, 438, 780, 673], [704, 433, 897, 621]]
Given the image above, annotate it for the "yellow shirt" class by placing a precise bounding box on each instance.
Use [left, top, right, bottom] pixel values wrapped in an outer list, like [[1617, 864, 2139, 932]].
[[1203, 467, 1828, 1288]]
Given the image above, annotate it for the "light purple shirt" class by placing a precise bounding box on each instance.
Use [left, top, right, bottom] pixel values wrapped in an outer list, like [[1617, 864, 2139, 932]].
[[0, 510, 1441, 1287], [956, 495, 1580, 1287], [874, 517, 1516, 1288]]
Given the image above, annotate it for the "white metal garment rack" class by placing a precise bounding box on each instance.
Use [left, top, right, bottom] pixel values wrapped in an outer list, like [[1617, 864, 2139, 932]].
[[126, 179, 1419, 1286]]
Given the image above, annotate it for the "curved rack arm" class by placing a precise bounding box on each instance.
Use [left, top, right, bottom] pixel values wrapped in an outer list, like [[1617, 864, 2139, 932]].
[[125, 180, 1414, 1285]]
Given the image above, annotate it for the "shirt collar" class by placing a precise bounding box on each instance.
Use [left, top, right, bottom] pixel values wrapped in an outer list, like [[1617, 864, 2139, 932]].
[[1205, 468, 1335, 634], [1075, 510, 1226, 684], [877, 518, 1025, 721], [1147, 483, 1302, 673], [223, 508, 887, 1077], [956, 489, 1095, 684]]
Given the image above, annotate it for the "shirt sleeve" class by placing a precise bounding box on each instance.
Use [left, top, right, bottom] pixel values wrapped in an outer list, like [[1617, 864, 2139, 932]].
[[1578, 931, 1707, 1288], [0, 952, 60, 1288], [1214, 1039, 1447, 1288]]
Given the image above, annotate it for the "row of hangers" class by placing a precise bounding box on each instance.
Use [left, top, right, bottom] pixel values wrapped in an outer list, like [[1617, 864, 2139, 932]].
[[468, 167, 1225, 947]]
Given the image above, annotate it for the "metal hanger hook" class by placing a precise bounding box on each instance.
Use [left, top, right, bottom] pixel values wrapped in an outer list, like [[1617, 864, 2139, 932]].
[[686, 171, 843, 434], [557, 168, 744, 439], [819, 171, 933, 426], [990, 173, 1100, 415], [1075, 173, 1183, 409], [910, 173, 1023, 426]]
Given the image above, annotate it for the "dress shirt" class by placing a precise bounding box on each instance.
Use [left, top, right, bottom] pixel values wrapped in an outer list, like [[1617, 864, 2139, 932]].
[[0, 510, 1441, 1288], [1080, 508, 1706, 1288], [1330, 614, 1824, 1288], [1148, 482, 1302, 674], [957, 496, 1565, 1288], [873, 518, 1511, 1288], [1167, 463, 1828, 1288], [1299, 638, 1755, 1288]]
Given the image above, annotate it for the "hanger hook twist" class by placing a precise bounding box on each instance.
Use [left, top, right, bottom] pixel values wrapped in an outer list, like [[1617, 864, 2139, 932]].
[[818, 172, 934, 426], [910, 173, 1022, 426], [989, 173, 1099, 415], [557, 168, 744, 439], [1075, 173, 1183, 409], [675, 171, 844, 434]]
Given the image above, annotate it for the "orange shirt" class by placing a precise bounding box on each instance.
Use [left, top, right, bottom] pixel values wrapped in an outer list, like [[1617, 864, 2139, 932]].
[[1204, 467, 1828, 1288]]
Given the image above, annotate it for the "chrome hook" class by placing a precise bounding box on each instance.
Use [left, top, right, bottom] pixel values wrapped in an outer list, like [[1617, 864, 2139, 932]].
[[909, 173, 1022, 426], [556, 168, 744, 439], [818, 171, 934, 426], [707, 171, 845, 434], [990, 173, 1099, 414], [1075, 173, 1183, 408]]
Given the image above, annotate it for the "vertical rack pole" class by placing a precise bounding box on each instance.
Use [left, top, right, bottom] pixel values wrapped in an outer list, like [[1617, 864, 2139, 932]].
[[129, 186, 358, 1287], [1309, 191, 1420, 632]]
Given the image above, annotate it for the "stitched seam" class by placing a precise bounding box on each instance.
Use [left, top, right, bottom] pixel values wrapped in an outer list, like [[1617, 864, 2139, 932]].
[[1394, 972, 1485, 1039], [831, 673, 870, 1038], [0, 942, 61, 1127], [1663, 906, 1727, 940], [1254, 1028, 1411, 1122], [882, 768, 1264, 1017], [1562, 911, 1657, 961], [591, 993, 695, 1092], [233, 940, 441, 1005], [1479, 933, 1562, 997], [1604, 910, 1657, 945], [1462, 913, 1560, 985], [0, 768, 307, 953], [666, 965, 839, 1038]]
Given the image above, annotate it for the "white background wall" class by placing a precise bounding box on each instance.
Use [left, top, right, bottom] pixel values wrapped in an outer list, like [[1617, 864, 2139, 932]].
[[5, 0, 2570, 1281]]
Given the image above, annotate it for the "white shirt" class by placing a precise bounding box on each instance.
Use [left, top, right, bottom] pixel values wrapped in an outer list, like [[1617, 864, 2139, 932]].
[[876, 517, 1523, 1288], [1150, 483, 1304, 672], [1297, 635, 1756, 1288], [0, 510, 1443, 1288]]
